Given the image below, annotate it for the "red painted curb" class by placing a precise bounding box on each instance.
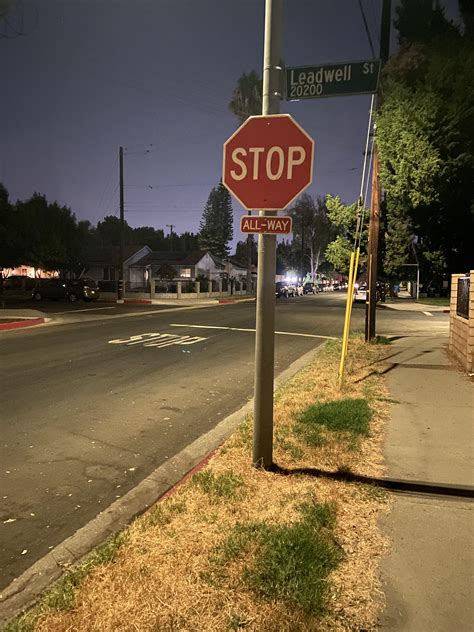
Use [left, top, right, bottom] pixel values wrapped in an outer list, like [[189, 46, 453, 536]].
[[0, 317, 45, 331], [98, 299, 152, 305], [124, 299, 152, 304], [153, 448, 219, 505]]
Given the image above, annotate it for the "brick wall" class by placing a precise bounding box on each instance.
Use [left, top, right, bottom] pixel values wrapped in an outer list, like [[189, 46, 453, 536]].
[[449, 270, 474, 373]]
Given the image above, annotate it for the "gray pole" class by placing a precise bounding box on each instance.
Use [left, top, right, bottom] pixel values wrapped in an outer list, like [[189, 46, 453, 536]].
[[253, 0, 282, 469], [416, 265, 420, 301], [118, 146, 125, 302]]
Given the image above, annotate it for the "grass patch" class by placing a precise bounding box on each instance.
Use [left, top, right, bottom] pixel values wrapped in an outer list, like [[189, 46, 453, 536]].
[[416, 297, 449, 306], [245, 502, 341, 615], [295, 398, 372, 448], [374, 335, 391, 345], [191, 469, 245, 501], [210, 502, 341, 617]]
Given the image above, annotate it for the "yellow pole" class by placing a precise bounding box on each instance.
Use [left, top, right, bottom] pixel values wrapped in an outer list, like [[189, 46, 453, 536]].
[[344, 246, 360, 358], [338, 251, 355, 387]]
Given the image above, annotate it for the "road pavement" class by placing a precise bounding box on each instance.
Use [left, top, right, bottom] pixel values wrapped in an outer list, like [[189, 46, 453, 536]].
[[0, 292, 449, 591]]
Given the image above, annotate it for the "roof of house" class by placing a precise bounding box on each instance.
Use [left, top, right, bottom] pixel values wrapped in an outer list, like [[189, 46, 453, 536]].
[[131, 250, 225, 268], [84, 245, 148, 266]]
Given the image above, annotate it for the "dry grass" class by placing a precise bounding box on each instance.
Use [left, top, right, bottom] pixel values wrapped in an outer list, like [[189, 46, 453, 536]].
[[18, 337, 392, 632]]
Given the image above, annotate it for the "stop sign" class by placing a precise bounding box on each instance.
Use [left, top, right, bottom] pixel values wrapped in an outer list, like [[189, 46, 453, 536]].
[[223, 114, 314, 211]]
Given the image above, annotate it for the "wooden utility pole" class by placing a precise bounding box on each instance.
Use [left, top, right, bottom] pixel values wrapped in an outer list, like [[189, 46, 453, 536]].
[[365, 0, 391, 341], [166, 224, 175, 251], [365, 148, 380, 340], [118, 146, 125, 302]]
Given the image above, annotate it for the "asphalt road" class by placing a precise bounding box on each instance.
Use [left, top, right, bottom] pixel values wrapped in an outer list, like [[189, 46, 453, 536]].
[[0, 293, 449, 589]]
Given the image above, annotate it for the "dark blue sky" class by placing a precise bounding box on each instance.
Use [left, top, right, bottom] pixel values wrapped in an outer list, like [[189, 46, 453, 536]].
[[0, 0, 460, 245]]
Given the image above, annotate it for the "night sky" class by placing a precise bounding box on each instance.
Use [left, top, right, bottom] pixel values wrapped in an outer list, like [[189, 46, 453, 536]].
[[0, 0, 461, 246]]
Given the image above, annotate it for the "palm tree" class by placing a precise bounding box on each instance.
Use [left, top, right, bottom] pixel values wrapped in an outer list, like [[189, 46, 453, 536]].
[[228, 71, 262, 124], [229, 71, 263, 292]]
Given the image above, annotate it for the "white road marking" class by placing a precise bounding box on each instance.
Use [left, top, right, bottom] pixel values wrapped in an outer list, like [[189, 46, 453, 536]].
[[55, 306, 117, 314], [423, 311, 433, 317], [169, 323, 336, 340], [108, 332, 207, 348]]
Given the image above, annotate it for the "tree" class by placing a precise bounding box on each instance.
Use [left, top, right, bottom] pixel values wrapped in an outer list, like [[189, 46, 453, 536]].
[[376, 0, 474, 279], [288, 194, 335, 280], [0, 183, 24, 272], [229, 70, 263, 290], [199, 182, 233, 259], [235, 238, 257, 265], [97, 215, 132, 247], [14, 193, 83, 274], [228, 70, 262, 123], [324, 195, 368, 275]]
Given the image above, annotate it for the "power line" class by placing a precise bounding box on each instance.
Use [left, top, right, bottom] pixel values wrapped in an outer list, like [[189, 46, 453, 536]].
[[125, 183, 216, 189], [357, 0, 377, 58]]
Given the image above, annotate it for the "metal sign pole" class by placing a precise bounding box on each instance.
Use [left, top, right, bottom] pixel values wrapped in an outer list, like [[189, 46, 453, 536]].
[[252, 0, 282, 469]]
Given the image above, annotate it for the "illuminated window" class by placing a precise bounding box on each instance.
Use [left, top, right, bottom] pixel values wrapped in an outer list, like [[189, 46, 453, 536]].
[[180, 268, 191, 278]]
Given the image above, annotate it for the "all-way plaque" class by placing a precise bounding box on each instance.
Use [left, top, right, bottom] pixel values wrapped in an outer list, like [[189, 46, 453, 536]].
[[240, 215, 292, 235]]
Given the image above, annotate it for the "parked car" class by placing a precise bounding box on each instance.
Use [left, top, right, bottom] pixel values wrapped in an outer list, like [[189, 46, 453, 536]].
[[285, 284, 298, 297], [353, 283, 367, 303], [303, 282, 318, 294], [295, 284, 304, 296], [32, 278, 100, 302], [275, 281, 288, 298]]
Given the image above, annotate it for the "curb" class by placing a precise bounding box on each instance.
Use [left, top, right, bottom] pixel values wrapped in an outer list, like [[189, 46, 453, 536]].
[[0, 318, 45, 331], [0, 341, 325, 627], [218, 297, 256, 304]]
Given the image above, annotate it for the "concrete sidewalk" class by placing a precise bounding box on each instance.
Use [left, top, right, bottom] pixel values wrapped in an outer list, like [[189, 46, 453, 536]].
[[379, 334, 474, 631], [380, 298, 449, 312]]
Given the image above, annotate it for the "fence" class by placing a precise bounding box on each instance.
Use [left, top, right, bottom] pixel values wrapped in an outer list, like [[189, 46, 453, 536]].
[[449, 270, 473, 373]]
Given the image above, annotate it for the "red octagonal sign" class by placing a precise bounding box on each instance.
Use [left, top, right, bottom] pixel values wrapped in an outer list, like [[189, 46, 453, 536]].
[[223, 114, 314, 211]]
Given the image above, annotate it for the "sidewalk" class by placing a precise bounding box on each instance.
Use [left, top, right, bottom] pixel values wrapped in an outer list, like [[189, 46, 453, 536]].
[[379, 334, 474, 631], [380, 297, 449, 313]]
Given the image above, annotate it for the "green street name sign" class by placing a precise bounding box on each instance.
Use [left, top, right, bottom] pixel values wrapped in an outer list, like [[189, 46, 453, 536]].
[[285, 59, 381, 100]]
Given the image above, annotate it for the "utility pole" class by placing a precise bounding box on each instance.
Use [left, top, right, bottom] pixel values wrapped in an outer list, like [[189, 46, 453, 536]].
[[166, 224, 175, 251], [300, 222, 305, 283], [118, 146, 125, 302], [365, 0, 391, 341], [253, 0, 282, 469]]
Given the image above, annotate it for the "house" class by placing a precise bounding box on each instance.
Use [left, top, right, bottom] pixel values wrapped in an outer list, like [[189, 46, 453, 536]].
[[129, 250, 248, 283], [83, 245, 151, 289]]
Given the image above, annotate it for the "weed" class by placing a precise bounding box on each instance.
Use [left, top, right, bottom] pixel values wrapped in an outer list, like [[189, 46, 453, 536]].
[[232, 415, 252, 448], [44, 531, 128, 611], [228, 612, 253, 629], [4, 531, 129, 630], [297, 501, 336, 530], [211, 523, 267, 566], [191, 470, 245, 501], [357, 484, 389, 502], [141, 499, 186, 529], [374, 335, 391, 345]]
